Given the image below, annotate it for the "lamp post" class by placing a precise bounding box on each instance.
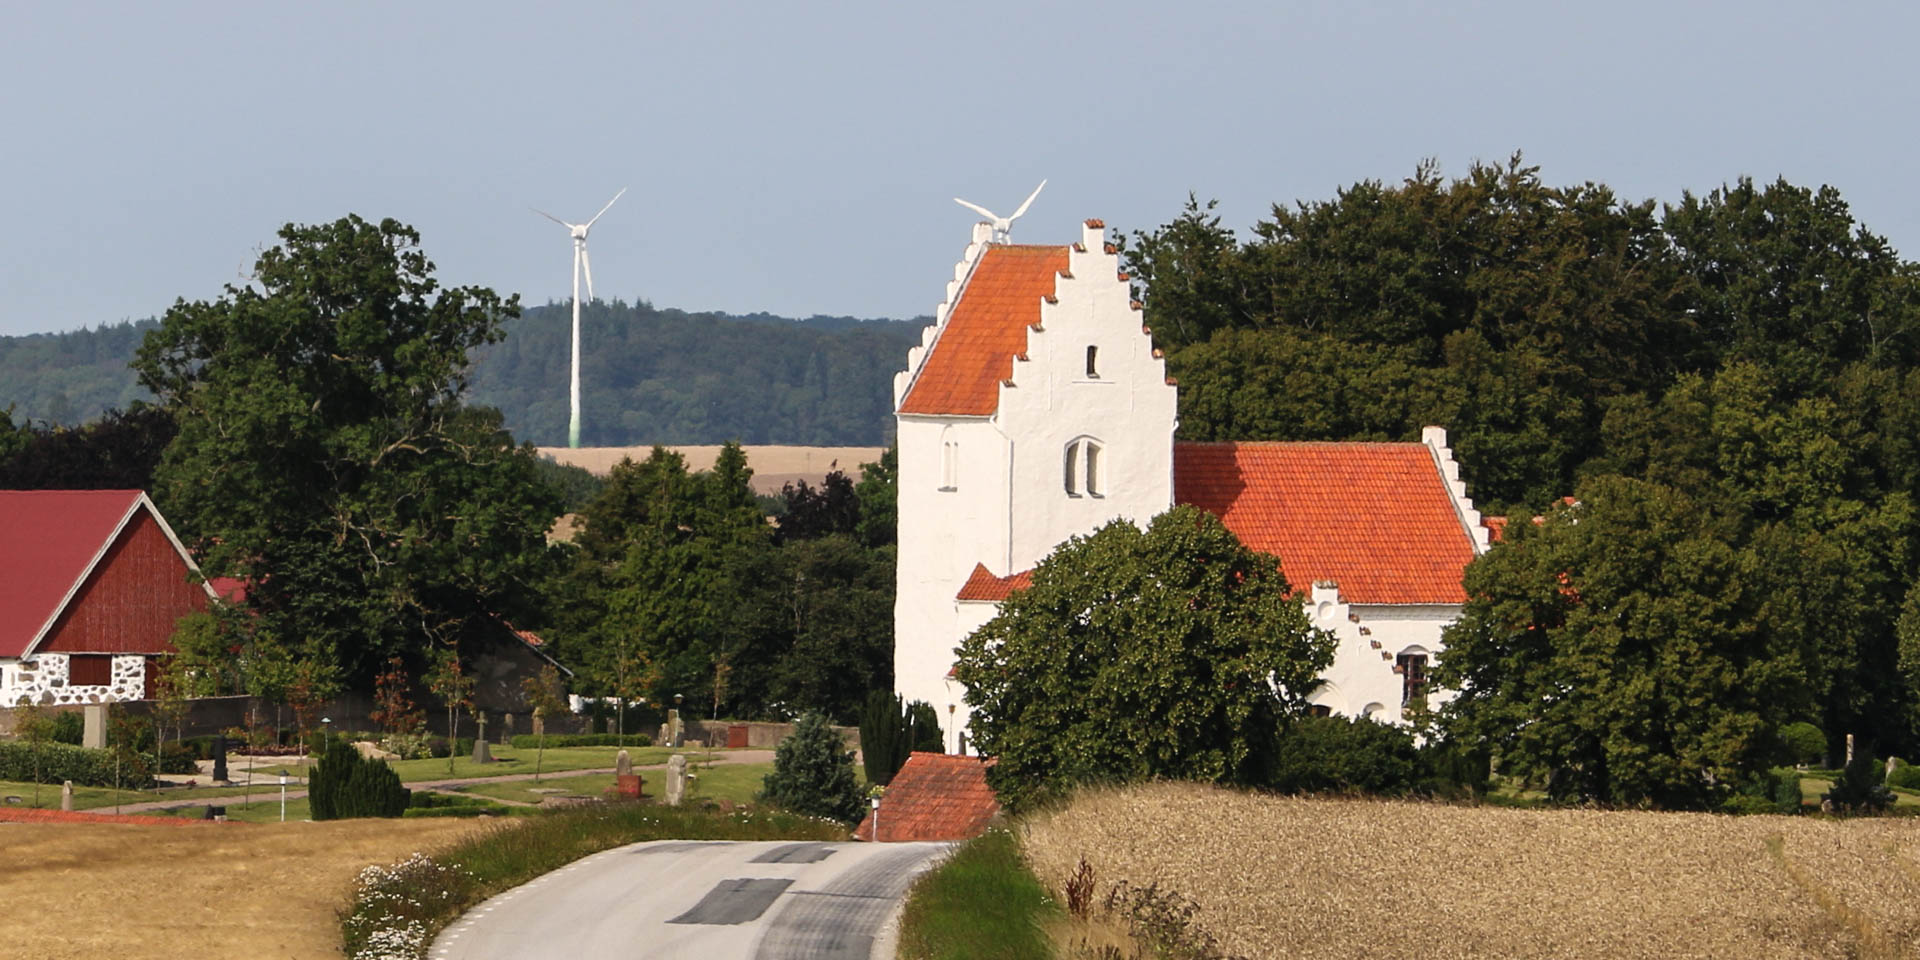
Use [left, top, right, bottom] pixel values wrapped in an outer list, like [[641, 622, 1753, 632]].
[[870, 795, 881, 843], [946, 703, 956, 755], [279, 774, 288, 823]]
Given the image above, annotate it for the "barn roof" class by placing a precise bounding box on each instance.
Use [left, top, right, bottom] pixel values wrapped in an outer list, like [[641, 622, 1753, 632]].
[[0, 490, 213, 658], [1173, 441, 1478, 605], [897, 245, 1071, 417], [955, 563, 1033, 603], [856, 752, 999, 843]]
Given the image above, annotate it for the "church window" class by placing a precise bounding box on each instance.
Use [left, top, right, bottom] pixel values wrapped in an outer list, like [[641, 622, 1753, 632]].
[[940, 440, 958, 492], [1397, 652, 1429, 712], [1064, 438, 1105, 497], [1085, 345, 1100, 378], [1307, 704, 1332, 718]]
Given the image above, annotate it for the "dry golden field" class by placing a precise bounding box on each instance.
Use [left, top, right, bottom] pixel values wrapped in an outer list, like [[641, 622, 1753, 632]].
[[0, 818, 484, 959], [537, 444, 887, 495], [1023, 782, 1920, 960]]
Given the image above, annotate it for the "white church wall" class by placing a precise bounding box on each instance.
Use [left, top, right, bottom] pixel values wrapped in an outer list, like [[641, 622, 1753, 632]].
[[1305, 582, 1460, 725]]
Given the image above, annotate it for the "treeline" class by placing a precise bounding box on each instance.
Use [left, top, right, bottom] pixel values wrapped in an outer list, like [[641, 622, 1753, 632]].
[[1126, 154, 1920, 804], [0, 304, 928, 446]]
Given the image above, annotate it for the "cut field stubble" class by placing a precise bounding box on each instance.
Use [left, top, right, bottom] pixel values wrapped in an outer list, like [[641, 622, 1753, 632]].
[[0, 818, 485, 960], [1022, 782, 1920, 960]]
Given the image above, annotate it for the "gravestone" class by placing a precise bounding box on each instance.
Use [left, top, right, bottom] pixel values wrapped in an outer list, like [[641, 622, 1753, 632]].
[[668, 709, 683, 748], [60, 781, 73, 812], [665, 754, 688, 806], [471, 714, 494, 763], [81, 704, 107, 749], [614, 748, 641, 798], [615, 749, 633, 778], [212, 736, 229, 782], [501, 713, 514, 744]]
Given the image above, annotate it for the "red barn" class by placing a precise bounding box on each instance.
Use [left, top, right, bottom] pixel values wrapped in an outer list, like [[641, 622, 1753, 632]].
[[0, 490, 217, 705]]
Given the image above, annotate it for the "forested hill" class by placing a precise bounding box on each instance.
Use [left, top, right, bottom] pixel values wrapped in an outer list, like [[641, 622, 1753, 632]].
[[0, 304, 930, 445], [467, 302, 928, 446]]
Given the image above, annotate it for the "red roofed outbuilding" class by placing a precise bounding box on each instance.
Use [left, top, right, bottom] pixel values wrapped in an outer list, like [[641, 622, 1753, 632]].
[[0, 490, 217, 705], [856, 752, 999, 843]]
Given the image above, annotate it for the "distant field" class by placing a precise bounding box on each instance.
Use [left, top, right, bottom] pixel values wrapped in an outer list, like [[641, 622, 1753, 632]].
[[538, 444, 887, 495], [1023, 782, 1920, 959]]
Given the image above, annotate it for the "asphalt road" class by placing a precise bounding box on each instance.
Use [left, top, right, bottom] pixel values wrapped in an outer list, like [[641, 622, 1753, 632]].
[[432, 839, 949, 960]]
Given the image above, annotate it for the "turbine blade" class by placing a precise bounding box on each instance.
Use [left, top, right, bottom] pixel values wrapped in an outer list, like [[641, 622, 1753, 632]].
[[533, 207, 573, 228], [954, 198, 997, 221], [1010, 179, 1047, 220], [587, 187, 627, 229], [582, 246, 595, 302]]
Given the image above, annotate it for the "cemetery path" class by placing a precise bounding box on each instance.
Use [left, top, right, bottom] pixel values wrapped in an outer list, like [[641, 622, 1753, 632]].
[[113, 749, 779, 814], [433, 839, 949, 960]]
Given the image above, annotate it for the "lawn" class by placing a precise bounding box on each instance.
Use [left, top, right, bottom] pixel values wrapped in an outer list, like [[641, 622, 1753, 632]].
[[450, 760, 785, 807], [140, 793, 315, 823], [0, 778, 256, 813], [897, 829, 1054, 960], [384, 744, 686, 783]]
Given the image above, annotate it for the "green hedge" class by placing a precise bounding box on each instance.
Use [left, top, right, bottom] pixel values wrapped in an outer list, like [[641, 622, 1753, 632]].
[[309, 738, 410, 820], [508, 733, 653, 749], [0, 741, 147, 788]]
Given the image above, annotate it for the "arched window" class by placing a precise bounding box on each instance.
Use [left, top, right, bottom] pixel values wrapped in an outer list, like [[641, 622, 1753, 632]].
[[1064, 438, 1105, 497], [1396, 651, 1429, 712], [939, 430, 958, 492], [1085, 345, 1100, 378]]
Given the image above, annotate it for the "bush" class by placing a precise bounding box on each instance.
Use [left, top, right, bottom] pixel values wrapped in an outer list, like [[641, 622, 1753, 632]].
[[761, 711, 864, 822], [48, 711, 84, 745], [427, 736, 478, 759], [380, 731, 434, 760], [0, 740, 148, 788], [410, 791, 493, 809], [1888, 764, 1920, 791], [506, 733, 651, 749], [1270, 715, 1422, 795], [1779, 722, 1825, 765], [1823, 752, 1894, 815], [1721, 767, 1803, 814], [309, 737, 411, 820]]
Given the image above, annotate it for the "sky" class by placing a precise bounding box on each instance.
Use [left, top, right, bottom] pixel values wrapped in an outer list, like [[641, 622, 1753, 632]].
[[2, 1, 1915, 337]]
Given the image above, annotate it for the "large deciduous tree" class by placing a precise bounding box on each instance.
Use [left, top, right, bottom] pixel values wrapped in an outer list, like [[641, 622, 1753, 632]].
[[954, 506, 1333, 811], [133, 215, 561, 688]]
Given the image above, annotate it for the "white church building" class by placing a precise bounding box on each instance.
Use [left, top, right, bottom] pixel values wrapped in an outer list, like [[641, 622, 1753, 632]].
[[893, 217, 1496, 752]]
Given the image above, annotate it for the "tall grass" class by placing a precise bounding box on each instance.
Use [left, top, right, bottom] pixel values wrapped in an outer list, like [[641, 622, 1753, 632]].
[[341, 803, 844, 960], [896, 828, 1059, 960]]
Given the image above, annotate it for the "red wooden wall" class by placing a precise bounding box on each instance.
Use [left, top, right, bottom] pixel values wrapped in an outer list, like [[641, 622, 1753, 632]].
[[36, 509, 209, 655]]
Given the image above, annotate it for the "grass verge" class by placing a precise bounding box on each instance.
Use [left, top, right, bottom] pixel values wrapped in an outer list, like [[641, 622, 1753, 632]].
[[896, 828, 1058, 960], [341, 802, 846, 959]]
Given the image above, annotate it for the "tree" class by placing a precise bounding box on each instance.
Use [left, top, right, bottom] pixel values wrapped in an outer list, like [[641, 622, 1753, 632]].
[[521, 664, 568, 781], [132, 215, 561, 684], [760, 711, 864, 822], [954, 506, 1334, 812], [0, 404, 176, 490], [424, 646, 475, 775]]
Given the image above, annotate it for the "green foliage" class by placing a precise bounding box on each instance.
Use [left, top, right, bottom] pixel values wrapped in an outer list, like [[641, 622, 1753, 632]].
[[1780, 722, 1827, 766], [760, 711, 864, 822], [1265, 716, 1488, 799], [1823, 752, 1895, 814], [1887, 763, 1920, 791], [309, 737, 411, 820], [133, 215, 562, 686], [534, 456, 606, 513], [1719, 767, 1804, 815], [956, 506, 1335, 812], [47, 710, 84, 745], [895, 828, 1057, 960], [0, 320, 158, 428], [0, 741, 149, 788], [0, 403, 175, 490], [858, 691, 938, 786]]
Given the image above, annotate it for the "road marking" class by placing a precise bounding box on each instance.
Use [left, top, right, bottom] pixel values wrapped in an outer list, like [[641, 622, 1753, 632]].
[[667, 878, 796, 925]]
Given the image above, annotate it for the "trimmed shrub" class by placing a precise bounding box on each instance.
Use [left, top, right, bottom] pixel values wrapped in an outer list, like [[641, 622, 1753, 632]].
[[761, 711, 865, 822], [0, 740, 148, 788], [1270, 715, 1422, 795], [1721, 767, 1803, 814], [49, 711, 84, 745], [309, 737, 411, 820], [1824, 752, 1895, 815], [428, 736, 478, 759], [507, 733, 651, 749], [1888, 764, 1920, 791], [1779, 722, 1825, 765]]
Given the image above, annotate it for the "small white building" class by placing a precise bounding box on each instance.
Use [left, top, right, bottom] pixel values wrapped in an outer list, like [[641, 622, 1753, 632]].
[[892, 219, 1494, 750]]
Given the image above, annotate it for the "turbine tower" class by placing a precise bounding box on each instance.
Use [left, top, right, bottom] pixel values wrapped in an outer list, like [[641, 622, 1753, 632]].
[[954, 179, 1046, 243], [533, 187, 626, 448]]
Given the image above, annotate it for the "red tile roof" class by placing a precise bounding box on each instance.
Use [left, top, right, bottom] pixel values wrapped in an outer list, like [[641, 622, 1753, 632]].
[[956, 563, 1034, 602], [856, 752, 999, 842], [898, 245, 1070, 416], [0, 490, 147, 658], [1173, 442, 1476, 605]]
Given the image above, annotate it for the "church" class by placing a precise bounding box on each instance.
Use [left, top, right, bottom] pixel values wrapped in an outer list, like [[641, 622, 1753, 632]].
[[892, 217, 1498, 752]]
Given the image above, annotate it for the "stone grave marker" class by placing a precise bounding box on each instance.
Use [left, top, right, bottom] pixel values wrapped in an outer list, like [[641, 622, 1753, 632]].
[[60, 781, 73, 812], [471, 713, 494, 763], [665, 754, 688, 806]]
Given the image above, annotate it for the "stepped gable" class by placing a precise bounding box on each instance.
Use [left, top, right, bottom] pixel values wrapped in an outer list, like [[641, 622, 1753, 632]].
[[897, 244, 1071, 417], [856, 752, 999, 843], [1173, 441, 1477, 605], [955, 563, 1033, 602]]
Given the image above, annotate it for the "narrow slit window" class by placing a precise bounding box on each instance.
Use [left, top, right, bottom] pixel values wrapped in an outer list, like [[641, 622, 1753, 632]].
[[1085, 345, 1099, 378], [940, 441, 958, 491], [1085, 442, 1102, 496], [1064, 441, 1080, 496]]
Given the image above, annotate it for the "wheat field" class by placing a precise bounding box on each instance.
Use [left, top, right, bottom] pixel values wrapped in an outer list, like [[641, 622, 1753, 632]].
[[1022, 782, 1920, 960]]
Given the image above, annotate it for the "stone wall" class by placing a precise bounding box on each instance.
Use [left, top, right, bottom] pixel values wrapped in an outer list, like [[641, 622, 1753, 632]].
[[0, 654, 149, 707]]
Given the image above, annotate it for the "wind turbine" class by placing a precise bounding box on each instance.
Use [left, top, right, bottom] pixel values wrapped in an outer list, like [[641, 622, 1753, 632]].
[[533, 187, 626, 448], [954, 179, 1046, 243]]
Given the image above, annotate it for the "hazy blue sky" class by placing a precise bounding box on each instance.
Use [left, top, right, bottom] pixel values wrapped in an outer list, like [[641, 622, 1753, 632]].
[[2, 1, 1914, 337]]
